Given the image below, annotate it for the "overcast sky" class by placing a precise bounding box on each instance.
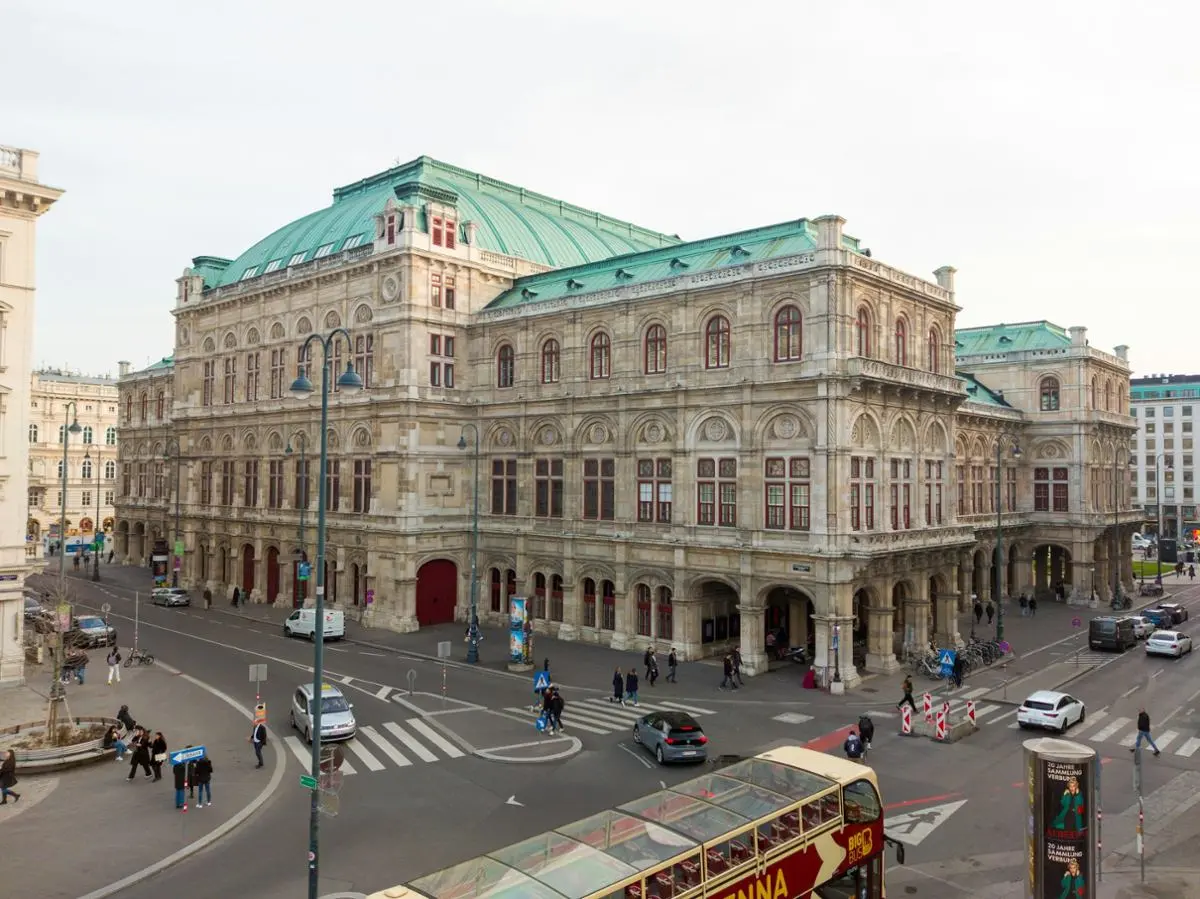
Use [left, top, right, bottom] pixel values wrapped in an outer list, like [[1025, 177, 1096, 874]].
[[8, 0, 1193, 378]]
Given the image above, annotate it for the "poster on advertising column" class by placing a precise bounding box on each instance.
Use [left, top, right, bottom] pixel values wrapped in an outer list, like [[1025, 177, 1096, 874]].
[[509, 597, 527, 663], [1024, 738, 1096, 899]]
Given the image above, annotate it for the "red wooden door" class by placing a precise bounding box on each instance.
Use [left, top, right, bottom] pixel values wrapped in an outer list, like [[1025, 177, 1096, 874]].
[[242, 544, 256, 593], [266, 547, 280, 601], [416, 560, 457, 626]]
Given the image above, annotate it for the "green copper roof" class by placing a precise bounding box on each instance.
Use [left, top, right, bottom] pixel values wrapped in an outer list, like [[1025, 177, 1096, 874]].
[[954, 321, 1070, 356], [958, 371, 1011, 408], [130, 357, 174, 376], [485, 219, 863, 310], [198, 156, 682, 288]]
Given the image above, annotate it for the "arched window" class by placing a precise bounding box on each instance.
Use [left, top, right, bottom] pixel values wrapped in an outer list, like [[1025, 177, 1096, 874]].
[[550, 574, 564, 622], [583, 577, 597, 628], [657, 587, 673, 641], [590, 333, 611, 380], [927, 327, 940, 373], [533, 572, 547, 618], [27, 424, 37, 443], [104, 460, 116, 479], [644, 324, 667, 374], [1039, 376, 1061, 412], [894, 317, 908, 367], [496, 344, 515, 388], [490, 568, 502, 612], [139, 392, 148, 422], [704, 315, 731, 369], [124, 395, 132, 422], [540, 339, 560, 384], [636, 584, 652, 636], [1090, 376, 1097, 409], [855, 307, 872, 357], [82, 425, 93, 444], [1104, 380, 1113, 412], [106, 426, 117, 445], [81, 459, 92, 479], [156, 391, 165, 419], [601, 579, 616, 630], [774, 306, 802, 362]]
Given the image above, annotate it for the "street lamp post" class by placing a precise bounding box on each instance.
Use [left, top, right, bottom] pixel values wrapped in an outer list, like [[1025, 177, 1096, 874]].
[[289, 329, 363, 899], [994, 435, 1023, 643], [84, 450, 102, 581], [164, 438, 182, 587], [457, 425, 481, 664], [286, 434, 308, 605], [1113, 454, 1123, 608], [58, 403, 82, 590]]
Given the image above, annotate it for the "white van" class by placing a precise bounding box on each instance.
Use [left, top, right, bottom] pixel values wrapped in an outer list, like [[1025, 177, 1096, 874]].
[[283, 608, 346, 641]]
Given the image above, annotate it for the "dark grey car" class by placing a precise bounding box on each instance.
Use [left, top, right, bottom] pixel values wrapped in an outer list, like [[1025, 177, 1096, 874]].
[[68, 615, 117, 648], [631, 711, 708, 764]]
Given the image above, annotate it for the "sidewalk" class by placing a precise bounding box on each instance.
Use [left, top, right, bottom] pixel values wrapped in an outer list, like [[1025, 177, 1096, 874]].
[[0, 655, 273, 899]]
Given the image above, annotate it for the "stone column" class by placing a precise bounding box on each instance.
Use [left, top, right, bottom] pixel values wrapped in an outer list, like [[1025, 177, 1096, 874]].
[[738, 600, 768, 677], [391, 576, 419, 632], [864, 604, 899, 672], [676, 600, 703, 661], [558, 582, 580, 642], [813, 612, 861, 692], [609, 587, 630, 650], [934, 585, 964, 650]]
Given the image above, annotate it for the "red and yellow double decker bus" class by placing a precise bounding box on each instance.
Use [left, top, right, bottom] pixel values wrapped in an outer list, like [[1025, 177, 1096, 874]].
[[368, 746, 905, 899]]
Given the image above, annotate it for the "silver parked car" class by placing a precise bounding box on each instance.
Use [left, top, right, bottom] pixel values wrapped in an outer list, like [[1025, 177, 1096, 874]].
[[631, 711, 708, 764], [151, 587, 191, 607]]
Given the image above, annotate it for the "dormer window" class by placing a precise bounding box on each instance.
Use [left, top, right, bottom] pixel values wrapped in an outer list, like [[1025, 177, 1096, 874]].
[[998, 335, 1012, 343], [386, 213, 397, 245], [521, 288, 539, 300], [288, 252, 306, 266], [445, 218, 456, 250], [342, 234, 364, 251], [432, 215, 456, 248], [313, 243, 335, 260], [240, 266, 258, 281], [263, 259, 283, 274]]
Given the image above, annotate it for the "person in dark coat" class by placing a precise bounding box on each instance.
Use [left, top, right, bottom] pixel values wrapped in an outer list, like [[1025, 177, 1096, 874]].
[[116, 704, 136, 735], [194, 753, 213, 807], [172, 757, 188, 808], [126, 727, 153, 780], [625, 669, 640, 706], [548, 687, 565, 735], [149, 731, 167, 781], [0, 749, 20, 804], [610, 667, 624, 704]]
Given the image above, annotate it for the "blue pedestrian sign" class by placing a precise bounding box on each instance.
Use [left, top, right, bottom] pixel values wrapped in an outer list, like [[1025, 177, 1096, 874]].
[[938, 650, 957, 679], [169, 745, 206, 766], [298, 562, 311, 581], [533, 670, 551, 692]]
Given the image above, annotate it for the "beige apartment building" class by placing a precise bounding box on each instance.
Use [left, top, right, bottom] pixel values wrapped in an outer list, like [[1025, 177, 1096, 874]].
[[114, 156, 1141, 685], [27, 369, 120, 550], [1, 145, 64, 684]]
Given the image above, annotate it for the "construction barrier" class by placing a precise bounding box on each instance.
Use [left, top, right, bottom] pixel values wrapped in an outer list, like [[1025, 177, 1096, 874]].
[[935, 708, 947, 740], [942, 700, 951, 721], [900, 705, 912, 735], [966, 700, 976, 726], [923, 693, 932, 721]]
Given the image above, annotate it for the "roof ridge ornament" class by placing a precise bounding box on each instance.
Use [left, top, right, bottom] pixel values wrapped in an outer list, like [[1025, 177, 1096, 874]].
[[521, 288, 539, 299], [566, 278, 585, 290], [730, 245, 751, 258], [669, 258, 689, 269], [615, 269, 634, 280]]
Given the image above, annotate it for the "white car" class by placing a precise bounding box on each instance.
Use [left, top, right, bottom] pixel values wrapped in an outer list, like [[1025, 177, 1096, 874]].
[[1124, 616, 1154, 640], [1145, 630, 1193, 658], [1017, 691, 1086, 733]]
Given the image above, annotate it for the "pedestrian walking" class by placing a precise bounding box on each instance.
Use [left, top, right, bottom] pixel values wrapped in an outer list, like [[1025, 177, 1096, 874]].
[[172, 755, 188, 808], [1190, 565, 1195, 581], [625, 669, 640, 706], [203, 588, 213, 610], [127, 727, 153, 780], [973, 597, 983, 624], [952, 655, 965, 690], [231, 586, 240, 608], [103, 725, 127, 761], [648, 658, 659, 688], [1019, 594, 1028, 617], [643, 646, 655, 681], [1130, 708, 1162, 756], [107, 549, 114, 564], [250, 718, 267, 768], [732, 647, 745, 686], [150, 731, 167, 781], [666, 648, 678, 683], [1028, 596, 1038, 617], [74, 651, 89, 685], [548, 687, 565, 735], [610, 667, 625, 704], [194, 752, 213, 807], [897, 675, 917, 712], [986, 601, 995, 625], [106, 646, 122, 685], [117, 704, 137, 735], [720, 654, 738, 690], [0, 749, 20, 804]]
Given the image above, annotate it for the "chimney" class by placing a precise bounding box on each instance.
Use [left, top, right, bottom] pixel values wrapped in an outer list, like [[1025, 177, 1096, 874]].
[[1114, 344, 1129, 362], [813, 215, 846, 251], [118, 360, 131, 378], [464, 221, 479, 245], [1068, 326, 1088, 347], [934, 266, 956, 292]]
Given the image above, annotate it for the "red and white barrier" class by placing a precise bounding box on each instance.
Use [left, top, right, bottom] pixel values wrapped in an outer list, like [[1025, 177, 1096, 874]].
[[966, 700, 977, 726], [923, 693, 933, 721], [942, 700, 951, 721], [900, 705, 912, 735], [935, 708, 947, 740]]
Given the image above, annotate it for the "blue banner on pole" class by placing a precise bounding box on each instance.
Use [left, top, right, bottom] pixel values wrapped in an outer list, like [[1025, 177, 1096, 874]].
[[938, 649, 957, 679], [169, 745, 206, 766]]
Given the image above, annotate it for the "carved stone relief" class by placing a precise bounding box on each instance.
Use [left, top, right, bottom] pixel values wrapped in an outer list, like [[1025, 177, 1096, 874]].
[[771, 415, 800, 441], [702, 418, 729, 442], [496, 428, 514, 447], [381, 274, 401, 304], [643, 423, 665, 444], [539, 427, 559, 446]]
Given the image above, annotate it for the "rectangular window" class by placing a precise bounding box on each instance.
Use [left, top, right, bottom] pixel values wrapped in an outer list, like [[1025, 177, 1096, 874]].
[[313, 243, 334, 259], [583, 458, 616, 520], [1052, 466, 1069, 512], [445, 220, 457, 250], [601, 582, 616, 631], [325, 460, 341, 512], [268, 460, 284, 509], [245, 352, 260, 402], [970, 465, 984, 514], [850, 456, 876, 530], [200, 462, 212, 505], [294, 458, 309, 510], [221, 461, 235, 506], [431, 273, 442, 307], [429, 362, 441, 387], [105, 490, 114, 506], [956, 464, 965, 516], [243, 460, 259, 508], [153, 462, 165, 500], [445, 276, 456, 310], [697, 457, 738, 527], [82, 490, 91, 507], [354, 334, 374, 388], [430, 334, 441, 355], [432, 216, 444, 247], [269, 348, 287, 399], [765, 456, 811, 530], [888, 458, 911, 530], [223, 357, 237, 405], [1006, 467, 1017, 512], [535, 458, 563, 518], [583, 581, 596, 628], [637, 458, 673, 523], [924, 460, 944, 525], [353, 459, 372, 513], [444, 336, 455, 358], [491, 459, 517, 516], [202, 361, 215, 406], [288, 252, 306, 266], [444, 363, 455, 388]]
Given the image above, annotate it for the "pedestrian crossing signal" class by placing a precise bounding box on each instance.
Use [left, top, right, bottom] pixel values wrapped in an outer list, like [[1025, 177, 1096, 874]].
[[533, 670, 551, 692]]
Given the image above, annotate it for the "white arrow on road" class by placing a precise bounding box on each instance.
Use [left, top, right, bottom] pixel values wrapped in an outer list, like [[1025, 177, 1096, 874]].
[[886, 800, 967, 846], [506, 795, 524, 807]]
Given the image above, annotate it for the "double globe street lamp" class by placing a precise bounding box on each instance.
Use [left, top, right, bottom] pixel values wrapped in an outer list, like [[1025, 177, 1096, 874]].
[[288, 328, 363, 899], [994, 435, 1022, 643], [58, 402, 82, 590], [457, 424, 481, 664]]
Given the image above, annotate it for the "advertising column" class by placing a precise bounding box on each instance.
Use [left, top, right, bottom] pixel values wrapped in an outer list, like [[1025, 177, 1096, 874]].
[[1024, 738, 1097, 899], [508, 596, 530, 670]]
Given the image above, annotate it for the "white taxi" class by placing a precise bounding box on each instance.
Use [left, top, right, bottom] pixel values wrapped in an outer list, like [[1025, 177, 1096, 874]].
[[290, 683, 357, 744], [1017, 691, 1086, 733]]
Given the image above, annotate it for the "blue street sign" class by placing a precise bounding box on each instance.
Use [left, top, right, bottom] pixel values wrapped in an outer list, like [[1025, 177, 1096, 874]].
[[298, 562, 311, 580], [169, 745, 206, 766], [533, 670, 551, 692], [938, 650, 957, 679]]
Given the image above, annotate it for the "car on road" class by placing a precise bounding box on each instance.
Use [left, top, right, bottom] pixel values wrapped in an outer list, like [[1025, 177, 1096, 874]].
[[1141, 608, 1175, 629], [66, 615, 117, 648], [1123, 616, 1155, 639], [1089, 616, 1135, 652], [1017, 691, 1086, 733], [1145, 630, 1193, 658], [151, 587, 191, 607], [290, 683, 357, 744], [631, 711, 708, 764], [1157, 602, 1189, 624], [23, 596, 47, 621]]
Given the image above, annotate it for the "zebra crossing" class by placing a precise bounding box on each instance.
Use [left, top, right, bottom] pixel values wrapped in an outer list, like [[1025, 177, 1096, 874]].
[[507, 696, 719, 736], [877, 686, 1011, 725], [1007, 708, 1200, 758], [282, 717, 466, 775]]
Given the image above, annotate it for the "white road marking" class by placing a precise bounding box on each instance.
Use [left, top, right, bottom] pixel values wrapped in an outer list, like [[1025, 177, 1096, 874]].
[[344, 738, 385, 771], [406, 718, 465, 758], [1120, 685, 1140, 699], [657, 701, 719, 715], [1119, 731, 1137, 748], [1177, 737, 1200, 758], [618, 742, 653, 769], [1155, 730, 1180, 751], [961, 687, 991, 700], [338, 675, 354, 685], [1162, 705, 1185, 726], [1090, 718, 1130, 743], [972, 704, 1002, 720], [866, 710, 898, 719], [504, 707, 610, 735], [580, 700, 647, 721], [358, 725, 411, 767], [383, 722, 440, 763], [1066, 709, 1109, 737], [375, 685, 391, 701], [887, 800, 968, 847], [773, 712, 814, 724], [558, 707, 633, 730], [283, 735, 310, 768]]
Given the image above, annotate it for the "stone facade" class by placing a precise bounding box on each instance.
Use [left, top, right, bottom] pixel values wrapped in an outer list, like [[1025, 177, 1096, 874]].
[[0, 145, 64, 685], [113, 157, 1140, 687], [112, 357, 175, 564], [27, 370, 120, 550]]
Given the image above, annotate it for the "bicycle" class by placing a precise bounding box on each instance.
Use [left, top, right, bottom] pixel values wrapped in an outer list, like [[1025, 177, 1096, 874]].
[[124, 648, 155, 667]]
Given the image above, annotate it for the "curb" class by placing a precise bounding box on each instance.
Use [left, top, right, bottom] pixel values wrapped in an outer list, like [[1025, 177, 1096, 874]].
[[76, 661, 287, 899]]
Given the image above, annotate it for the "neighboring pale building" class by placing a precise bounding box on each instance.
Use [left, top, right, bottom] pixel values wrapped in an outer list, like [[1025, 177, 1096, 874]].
[[113, 357, 175, 563], [27, 369, 120, 550], [114, 155, 1139, 685], [0, 145, 64, 685], [1129, 374, 1200, 538]]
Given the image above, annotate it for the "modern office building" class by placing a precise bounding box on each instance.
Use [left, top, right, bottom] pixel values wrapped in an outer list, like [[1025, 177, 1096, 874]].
[[1130, 374, 1200, 538]]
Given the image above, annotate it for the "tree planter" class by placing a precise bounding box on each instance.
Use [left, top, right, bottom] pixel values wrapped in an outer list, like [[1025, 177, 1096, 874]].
[[0, 716, 120, 773]]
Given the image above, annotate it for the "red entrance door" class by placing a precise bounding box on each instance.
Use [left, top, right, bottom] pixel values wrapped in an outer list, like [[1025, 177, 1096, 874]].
[[266, 547, 280, 602], [292, 561, 308, 607], [416, 560, 457, 626], [242, 544, 256, 594]]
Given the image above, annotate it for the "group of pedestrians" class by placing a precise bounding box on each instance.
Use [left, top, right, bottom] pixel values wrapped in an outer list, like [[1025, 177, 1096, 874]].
[[104, 705, 215, 808], [721, 649, 744, 690]]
